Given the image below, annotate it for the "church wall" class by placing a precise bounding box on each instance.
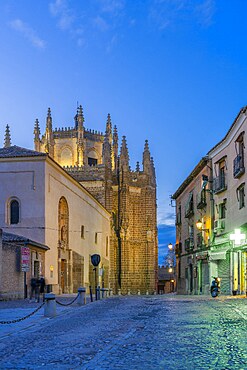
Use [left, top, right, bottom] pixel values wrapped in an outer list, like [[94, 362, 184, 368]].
[[0, 158, 46, 243], [44, 159, 111, 292]]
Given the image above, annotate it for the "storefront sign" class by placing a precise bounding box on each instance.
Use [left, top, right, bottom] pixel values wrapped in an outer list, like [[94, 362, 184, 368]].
[[21, 247, 30, 272]]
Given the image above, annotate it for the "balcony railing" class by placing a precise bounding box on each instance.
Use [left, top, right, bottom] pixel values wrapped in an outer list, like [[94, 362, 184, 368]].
[[196, 189, 207, 209], [233, 155, 245, 178], [213, 174, 227, 194], [185, 237, 194, 253]]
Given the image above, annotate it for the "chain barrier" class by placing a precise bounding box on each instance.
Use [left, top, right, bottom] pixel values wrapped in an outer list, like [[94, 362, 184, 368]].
[[0, 302, 45, 325], [55, 293, 79, 306]]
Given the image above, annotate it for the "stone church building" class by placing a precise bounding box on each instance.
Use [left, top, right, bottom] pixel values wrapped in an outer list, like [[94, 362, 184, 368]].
[[34, 106, 158, 294], [0, 106, 157, 295]]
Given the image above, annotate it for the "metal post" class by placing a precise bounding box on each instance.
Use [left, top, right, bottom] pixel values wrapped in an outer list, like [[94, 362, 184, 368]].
[[78, 287, 86, 305], [44, 293, 56, 318], [89, 286, 93, 302], [94, 268, 97, 301], [24, 272, 27, 299]]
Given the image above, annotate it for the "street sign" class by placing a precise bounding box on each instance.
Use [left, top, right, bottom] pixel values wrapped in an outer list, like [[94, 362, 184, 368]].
[[21, 247, 30, 272], [91, 254, 101, 266]]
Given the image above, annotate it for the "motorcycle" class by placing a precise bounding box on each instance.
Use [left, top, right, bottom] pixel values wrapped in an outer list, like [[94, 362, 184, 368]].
[[210, 277, 220, 297]]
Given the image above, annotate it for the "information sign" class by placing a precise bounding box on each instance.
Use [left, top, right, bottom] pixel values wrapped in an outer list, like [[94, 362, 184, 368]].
[[21, 247, 30, 272]]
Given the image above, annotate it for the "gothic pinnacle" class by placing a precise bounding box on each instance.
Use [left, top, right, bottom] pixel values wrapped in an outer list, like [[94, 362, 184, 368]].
[[106, 113, 112, 133], [120, 135, 129, 166], [143, 139, 151, 173], [34, 119, 40, 136], [46, 107, 52, 131], [78, 105, 84, 122], [136, 161, 140, 172], [4, 124, 11, 148], [113, 125, 118, 142]]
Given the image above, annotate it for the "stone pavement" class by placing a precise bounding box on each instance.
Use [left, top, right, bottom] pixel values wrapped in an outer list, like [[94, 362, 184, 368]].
[[0, 294, 247, 369]]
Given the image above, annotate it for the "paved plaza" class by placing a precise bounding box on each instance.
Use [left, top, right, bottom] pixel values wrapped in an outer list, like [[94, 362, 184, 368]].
[[0, 294, 247, 369]]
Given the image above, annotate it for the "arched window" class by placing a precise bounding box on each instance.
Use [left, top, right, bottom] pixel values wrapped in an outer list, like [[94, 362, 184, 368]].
[[58, 197, 69, 247], [10, 199, 20, 224]]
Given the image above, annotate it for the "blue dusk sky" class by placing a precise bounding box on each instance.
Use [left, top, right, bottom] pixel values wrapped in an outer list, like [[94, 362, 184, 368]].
[[0, 0, 247, 264]]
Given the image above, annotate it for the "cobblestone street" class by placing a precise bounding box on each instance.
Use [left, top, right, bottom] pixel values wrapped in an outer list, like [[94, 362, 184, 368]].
[[0, 295, 247, 369]]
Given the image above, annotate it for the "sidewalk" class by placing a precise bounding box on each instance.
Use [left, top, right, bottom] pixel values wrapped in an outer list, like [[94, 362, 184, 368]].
[[0, 293, 93, 339]]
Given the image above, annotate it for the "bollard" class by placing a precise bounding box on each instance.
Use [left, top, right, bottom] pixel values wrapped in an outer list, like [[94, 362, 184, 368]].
[[44, 293, 56, 318], [109, 288, 113, 296], [78, 287, 86, 305], [96, 286, 100, 300], [153, 291, 157, 295], [137, 289, 140, 295], [100, 288, 108, 299], [128, 289, 131, 295], [146, 290, 149, 296], [118, 289, 121, 296]]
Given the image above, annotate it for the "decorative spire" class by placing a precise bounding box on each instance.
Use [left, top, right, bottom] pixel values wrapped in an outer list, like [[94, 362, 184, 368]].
[[112, 125, 118, 171], [77, 105, 84, 166], [34, 119, 40, 138], [46, 107, 52, 131], [136, 161, 140, 172], [45, 107, 54, 157], [143, 139, 151, 174], [4, 124, 11, 148], [106, 114, 112, 137], [120, 136, 129, 169], [33, 119, 41, 151], [113, 125, 118, 145], [78, 105, 84, 128]]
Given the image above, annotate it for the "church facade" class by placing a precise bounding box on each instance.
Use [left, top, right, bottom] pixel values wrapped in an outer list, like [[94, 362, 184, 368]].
[[0, 145, 111, 295], [33, 106, 158, 294]]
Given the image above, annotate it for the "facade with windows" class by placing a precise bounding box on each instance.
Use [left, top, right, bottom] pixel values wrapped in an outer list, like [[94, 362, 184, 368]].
[[173, 106, 247, 295], [173, 158, 212, 295], [208, 106, 247, 295], [0, 146, 111, 294]]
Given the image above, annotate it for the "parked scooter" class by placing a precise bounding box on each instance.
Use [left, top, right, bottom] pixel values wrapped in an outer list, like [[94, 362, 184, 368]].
[[211, 277, 220, 297]]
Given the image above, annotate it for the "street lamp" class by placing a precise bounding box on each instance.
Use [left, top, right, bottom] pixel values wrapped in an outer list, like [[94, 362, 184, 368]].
[[196, 219, 209, 233], [168, 243, 173, 250]]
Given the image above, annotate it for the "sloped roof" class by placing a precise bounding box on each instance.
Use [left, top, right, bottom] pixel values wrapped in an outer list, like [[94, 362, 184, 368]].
[[2, 231, 49, 250], [0, 146, 47, 158]]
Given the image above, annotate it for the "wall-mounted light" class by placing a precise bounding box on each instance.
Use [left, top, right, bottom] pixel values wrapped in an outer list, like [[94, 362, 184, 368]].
[[196, 219, 209, 233]]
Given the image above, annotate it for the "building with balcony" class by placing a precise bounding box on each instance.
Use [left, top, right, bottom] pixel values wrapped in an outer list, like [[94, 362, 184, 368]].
[[173, 106, 247, 296], [208, 106, 247, 295], [172, 157, 212, 295]]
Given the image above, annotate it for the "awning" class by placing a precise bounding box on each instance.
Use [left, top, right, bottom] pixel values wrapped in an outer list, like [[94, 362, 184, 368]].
[[209, 250, 228, 260]]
